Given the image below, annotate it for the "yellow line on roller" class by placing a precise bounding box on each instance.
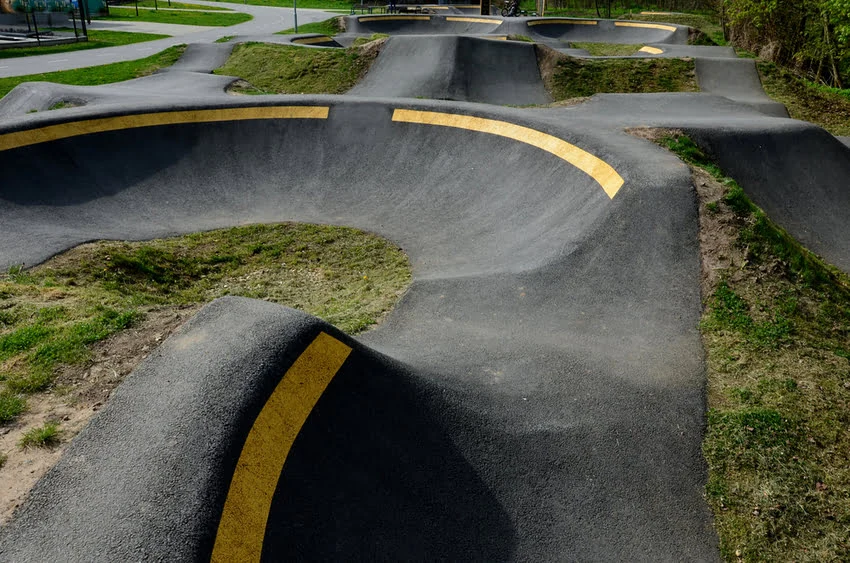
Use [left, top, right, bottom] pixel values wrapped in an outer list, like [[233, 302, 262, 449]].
[[615, 21, 677, 31], [392, 109, 624, 199], [292, 35, 333, 44], [446, 16, 496, 23], [639, 45, 664, 54], [0, 106, 329, 152], [210, 332, 352, 563], [528, 18, 597, 26], [359, 15, 430, 21]]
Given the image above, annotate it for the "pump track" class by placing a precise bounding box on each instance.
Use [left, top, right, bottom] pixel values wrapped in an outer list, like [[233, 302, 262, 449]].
[[0, 8, 849, 562]]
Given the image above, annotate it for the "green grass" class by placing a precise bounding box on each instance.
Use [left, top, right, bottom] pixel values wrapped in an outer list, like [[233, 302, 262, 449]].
[[0, 223, 411, 426], [215, 35, 235, 42], [18, 421, 60, 448], [0, 45, 186, 100], [0, 392, 25, 424], [215, 42, 380, 95], [128, 0, 229, 10], [758, 61, 850, 136], [571, 42, 642, 56], [0, 29, 168, 59], [351, 33, 387, 47], [660, 132, 850, 562], [543, 50, 698, 99], [98, 8, 251, 26], [278, 16, 342, 35], [205, 0, 350, 8]]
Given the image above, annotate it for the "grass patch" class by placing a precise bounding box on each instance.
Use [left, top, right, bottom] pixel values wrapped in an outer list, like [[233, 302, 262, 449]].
[[659, 131, 850, 561], [130, 0, 230, 9], [215, 42, 380, 95], [0, 223, 410, 426], [541, 48, 698, 99], [18, 421, 60, 448], [215, 35, 234, 43], [98, 8, 251, 26], [0, 45, 186, 100], [205, 0, 350, 8], [571, 42, 642, 56], [0, 392, 25, 424], [278, 16, 343, 35], [0, 29, 168, 59], [351, 33, 388, 47], [758, 61, 850, 136]]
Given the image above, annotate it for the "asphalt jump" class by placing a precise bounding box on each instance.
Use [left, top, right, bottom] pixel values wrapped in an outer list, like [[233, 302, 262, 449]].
[[0, 12, 849, 562]]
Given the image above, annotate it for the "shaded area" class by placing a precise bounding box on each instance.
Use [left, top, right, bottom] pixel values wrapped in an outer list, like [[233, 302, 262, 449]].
[[350, 35, 550, 105]]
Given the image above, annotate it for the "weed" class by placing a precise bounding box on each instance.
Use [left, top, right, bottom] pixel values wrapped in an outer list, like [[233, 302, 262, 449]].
[[18, 421, 60, 448], [0, 452, 6, 469], [0, 392, 25, 424]]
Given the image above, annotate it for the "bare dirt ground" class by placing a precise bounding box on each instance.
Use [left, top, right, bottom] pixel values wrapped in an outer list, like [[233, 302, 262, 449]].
[[0, 305, 198, 524]]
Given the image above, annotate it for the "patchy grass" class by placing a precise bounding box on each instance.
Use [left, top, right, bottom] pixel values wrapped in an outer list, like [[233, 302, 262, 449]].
[[0, 223, 410, 427], [278, 16, 343, 35], [757, 61, 850, 136], [215, 41, 381, 95], [538, 46, 698, 99], [130, 0, 230, 9], [214, 35, 235, 42], [18, 421, 60, 449], [0, 29, 168, 59], [571, 42, 642, 56], [658, 131, 850, 561], [0, 45, 186, 100], [99, 8, 251, 26], [351, 33, 388, 47]]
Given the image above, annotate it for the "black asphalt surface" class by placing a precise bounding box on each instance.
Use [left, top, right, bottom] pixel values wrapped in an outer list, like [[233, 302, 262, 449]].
[[350, 35, 551, 105], [1, 12, 849, 563]]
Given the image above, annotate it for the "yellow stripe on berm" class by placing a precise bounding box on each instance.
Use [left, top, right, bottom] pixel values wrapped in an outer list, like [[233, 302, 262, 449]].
[[211, 332, 352, 563], [0, 106, 329, 152], [392, 109, 624, 199], [614, 21, 677, 31]]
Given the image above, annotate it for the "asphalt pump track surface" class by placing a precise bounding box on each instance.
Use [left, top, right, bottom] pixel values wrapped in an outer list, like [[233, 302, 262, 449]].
[[1, 15, 850, 563]]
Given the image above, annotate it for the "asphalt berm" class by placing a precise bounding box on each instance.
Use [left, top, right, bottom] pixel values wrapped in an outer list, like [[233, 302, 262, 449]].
[[0, 13, 849, 562]]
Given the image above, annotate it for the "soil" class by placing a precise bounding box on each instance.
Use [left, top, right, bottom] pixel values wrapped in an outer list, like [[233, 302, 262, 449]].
[[0, 305, 199, 525]]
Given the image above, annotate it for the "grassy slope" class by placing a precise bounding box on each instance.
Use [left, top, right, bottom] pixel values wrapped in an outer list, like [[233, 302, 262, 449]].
[[0, 29, 168, 59], [660, 133, 850, 562], [204, 0, 349, 8], [0, 45, 186, 99], [215, 41, 379, 94], [130, 0, 229, 9], [277, 16, 342, 35], [0, 223, 411, 426], [544, 53, 698, 99], [570, 42, 642, 56], [97, 9, 251, 26], [619, 12, 725, 46]]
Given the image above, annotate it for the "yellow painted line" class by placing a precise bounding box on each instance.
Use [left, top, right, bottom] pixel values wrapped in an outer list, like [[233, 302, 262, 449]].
[[358, 15, 430, 21], [292, 35, 333, 44], [485, 35, 508, 40], [640, 11, 674, 15], [0, 106, 329, 152], [615, 21, 677, 31], [211, 332, 352, 563], [392, 109, 624, 198], [446, 16, 497, 23], [528, 18, 597, 26], [639, 45, 664, 54]]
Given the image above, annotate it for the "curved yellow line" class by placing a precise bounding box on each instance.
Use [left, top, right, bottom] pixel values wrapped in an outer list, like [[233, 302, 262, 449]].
[[615, 21, 677, 31], [0, 106, 330, 152], [639, 45, 664, 54], [392, 109, 624, 199], [211, 332, 352, 563], [528, 18, 597, 26], [446, 16, 498, 23]]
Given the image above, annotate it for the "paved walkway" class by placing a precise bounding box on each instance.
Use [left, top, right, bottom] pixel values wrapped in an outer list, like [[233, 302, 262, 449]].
[[0, 1, 334, 78]]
